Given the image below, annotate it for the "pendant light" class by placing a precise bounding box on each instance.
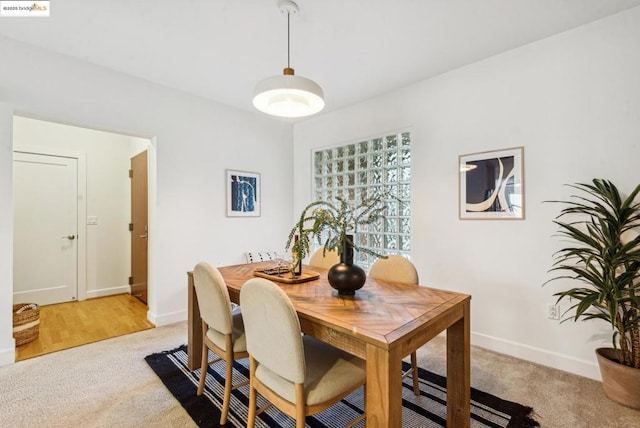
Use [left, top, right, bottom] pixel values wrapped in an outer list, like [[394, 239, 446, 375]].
[[253, 0, 324, 118]]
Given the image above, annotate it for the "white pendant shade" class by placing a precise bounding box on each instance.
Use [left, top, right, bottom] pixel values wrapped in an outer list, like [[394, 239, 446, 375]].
[[253, 1, 324, 118], [253, 73, 324, 118]]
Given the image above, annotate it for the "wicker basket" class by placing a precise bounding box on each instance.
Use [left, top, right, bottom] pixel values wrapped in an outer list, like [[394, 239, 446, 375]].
[[13, 303, 40, 346]]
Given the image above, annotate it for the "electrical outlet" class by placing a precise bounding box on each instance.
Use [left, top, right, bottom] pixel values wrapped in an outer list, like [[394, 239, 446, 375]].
[[546, 303, 560, 320]]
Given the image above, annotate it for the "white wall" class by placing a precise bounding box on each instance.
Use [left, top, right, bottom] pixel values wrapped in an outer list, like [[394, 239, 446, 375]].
[[13, 117, 150, 298], [0, 38, 293, 365], [293, 8, 640, 380], [0, 103, 15, 365]]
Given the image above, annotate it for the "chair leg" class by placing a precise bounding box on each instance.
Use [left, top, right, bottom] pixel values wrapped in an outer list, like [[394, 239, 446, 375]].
[[197, 333, 208, 395], [220, 350, 233, 425], [247, 386, 257, 428], [295, 383, 306, 428], [247, 357, 257, 428], [410, 351, 420, 396]]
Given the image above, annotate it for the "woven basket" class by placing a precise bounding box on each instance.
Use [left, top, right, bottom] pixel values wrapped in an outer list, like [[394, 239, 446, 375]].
[[13, 303, 40, 346]]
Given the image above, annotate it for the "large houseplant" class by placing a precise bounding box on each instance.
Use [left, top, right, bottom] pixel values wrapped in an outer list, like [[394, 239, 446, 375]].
[[546, 179, 640, 408], [285, 194, 389, 294]]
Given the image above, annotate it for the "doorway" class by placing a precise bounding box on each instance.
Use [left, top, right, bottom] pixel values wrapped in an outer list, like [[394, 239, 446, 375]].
[[12, 116, 153, 356]]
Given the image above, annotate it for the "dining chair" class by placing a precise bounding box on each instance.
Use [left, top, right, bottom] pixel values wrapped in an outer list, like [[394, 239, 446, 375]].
[[369, 254, 421, 396], [308, 246, 340, 270], [192, 261, 249, 426], [240, 277, 366, 428]]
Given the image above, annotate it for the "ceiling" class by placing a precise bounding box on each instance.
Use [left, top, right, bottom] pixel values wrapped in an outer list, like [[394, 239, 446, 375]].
[[2, 0, 640, 118]]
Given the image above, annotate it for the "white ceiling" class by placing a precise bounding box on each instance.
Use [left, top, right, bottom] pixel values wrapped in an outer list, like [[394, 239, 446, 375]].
[[2, 0, 640, 117]]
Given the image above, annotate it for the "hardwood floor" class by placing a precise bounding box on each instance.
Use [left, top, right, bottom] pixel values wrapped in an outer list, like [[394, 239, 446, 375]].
[[15, 293, 155, 361]]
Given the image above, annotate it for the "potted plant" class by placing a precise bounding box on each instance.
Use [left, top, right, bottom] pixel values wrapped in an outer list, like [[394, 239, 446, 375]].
[[546, 179, 640, 409], [285, 194, 389, 294]]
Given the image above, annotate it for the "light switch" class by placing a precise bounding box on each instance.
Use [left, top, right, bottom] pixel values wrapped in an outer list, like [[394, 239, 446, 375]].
[[87, 216, 98, 225]]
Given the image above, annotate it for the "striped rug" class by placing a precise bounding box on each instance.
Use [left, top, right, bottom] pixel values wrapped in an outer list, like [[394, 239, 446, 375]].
[[145, 345, 539, 428]]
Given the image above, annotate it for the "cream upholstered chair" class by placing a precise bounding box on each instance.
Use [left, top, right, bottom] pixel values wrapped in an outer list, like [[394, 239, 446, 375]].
[[192, 262, 249, 425], [308, 246, 340, 270], [369, 255, 421, 396], [240, 277, 366, 428]]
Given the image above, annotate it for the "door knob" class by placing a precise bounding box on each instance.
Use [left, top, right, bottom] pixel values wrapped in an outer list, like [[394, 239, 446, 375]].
[[140, 233, 148, 239], [61, 235, 75, 240]]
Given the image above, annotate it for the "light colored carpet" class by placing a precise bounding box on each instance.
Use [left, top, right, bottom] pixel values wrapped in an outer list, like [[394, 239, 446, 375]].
[[1, 322, 193, 428], [1, 321, 639, 427]]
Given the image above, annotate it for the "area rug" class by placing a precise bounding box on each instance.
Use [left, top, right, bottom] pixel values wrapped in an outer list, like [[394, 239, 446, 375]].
[[145, 345, 539, 428]]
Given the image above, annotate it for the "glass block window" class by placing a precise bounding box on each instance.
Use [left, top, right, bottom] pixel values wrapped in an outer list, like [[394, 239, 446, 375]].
[[313, 131, 411, 270]]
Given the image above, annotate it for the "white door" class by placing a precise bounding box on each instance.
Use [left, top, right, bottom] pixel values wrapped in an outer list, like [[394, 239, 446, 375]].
[[13, 152, 78, 305]]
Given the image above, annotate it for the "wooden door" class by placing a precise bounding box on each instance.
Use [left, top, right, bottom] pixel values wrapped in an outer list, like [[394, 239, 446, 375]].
[[130, 150, 148, 303], [13, 152, 78, 305]]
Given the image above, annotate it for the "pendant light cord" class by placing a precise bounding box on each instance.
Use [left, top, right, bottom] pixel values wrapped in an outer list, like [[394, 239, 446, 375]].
[[281, 6, 295, 76], [287, 11, 291, 69]]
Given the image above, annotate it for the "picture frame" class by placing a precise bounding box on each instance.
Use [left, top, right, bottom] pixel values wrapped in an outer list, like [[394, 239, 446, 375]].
[[458, 147, 524, 220], [226, 169, 260, 217]]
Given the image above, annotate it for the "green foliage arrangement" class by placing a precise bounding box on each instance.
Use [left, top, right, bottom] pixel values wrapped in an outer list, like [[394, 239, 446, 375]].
[[546, 179, 640, 368], [285, 194, 389, 266]]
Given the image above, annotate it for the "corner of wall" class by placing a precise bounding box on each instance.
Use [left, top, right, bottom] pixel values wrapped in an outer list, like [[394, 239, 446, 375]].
[[146, 308, 186, 327], [0, 103, 15, 364], [0, 339, 16, 367]]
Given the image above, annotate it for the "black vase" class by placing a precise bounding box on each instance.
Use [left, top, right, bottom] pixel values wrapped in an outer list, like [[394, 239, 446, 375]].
[[327, 235, 366, 295]]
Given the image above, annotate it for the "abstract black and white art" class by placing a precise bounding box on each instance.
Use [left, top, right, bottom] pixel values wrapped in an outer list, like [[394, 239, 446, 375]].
[[459, 147, 524, 219], [226, 170, 260, 217]]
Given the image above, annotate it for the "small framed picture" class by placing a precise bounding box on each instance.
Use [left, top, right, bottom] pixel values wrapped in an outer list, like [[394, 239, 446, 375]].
[[226, 170, 260, 217], [458, 147, 524, 220]]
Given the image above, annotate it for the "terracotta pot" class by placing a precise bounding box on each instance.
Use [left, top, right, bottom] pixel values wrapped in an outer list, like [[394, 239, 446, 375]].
[[595, 348, 640, 410]]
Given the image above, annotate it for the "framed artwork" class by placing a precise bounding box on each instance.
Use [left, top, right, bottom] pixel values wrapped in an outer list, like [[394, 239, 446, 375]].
[[458, 147, 524, 220], [226, 170, 260, 217]]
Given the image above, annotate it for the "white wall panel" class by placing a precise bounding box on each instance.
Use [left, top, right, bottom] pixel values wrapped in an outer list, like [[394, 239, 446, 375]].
[[0, 103, 15, 366], [293, 8, 640, 379]]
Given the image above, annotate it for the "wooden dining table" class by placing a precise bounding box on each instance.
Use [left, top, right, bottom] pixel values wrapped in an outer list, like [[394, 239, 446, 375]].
[[187, 262, 471, 427]]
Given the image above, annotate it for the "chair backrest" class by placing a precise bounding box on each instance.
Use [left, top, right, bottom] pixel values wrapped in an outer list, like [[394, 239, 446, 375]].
[[240, 278, 305, 384], [245, 251, 278, 263], [308, 246, 340, 270], [369, 255, 419, 285], [193, 262, 234, 335]]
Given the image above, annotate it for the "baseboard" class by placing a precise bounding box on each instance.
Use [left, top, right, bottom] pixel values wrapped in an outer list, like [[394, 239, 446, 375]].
[[0, 339, 16, 367], [147, 309, 186, 327], [85, 285, 130, 299], [472, 332, 601, 381]]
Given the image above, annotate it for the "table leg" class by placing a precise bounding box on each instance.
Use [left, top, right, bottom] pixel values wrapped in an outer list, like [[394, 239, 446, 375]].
[[365, 343, 402, 427], [187, 272, 203, 370], [447, 299, 471, 427]]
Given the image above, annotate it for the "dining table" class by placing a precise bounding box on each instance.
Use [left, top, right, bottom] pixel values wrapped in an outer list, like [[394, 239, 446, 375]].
[[187, 262, 471, 427]]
